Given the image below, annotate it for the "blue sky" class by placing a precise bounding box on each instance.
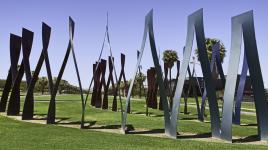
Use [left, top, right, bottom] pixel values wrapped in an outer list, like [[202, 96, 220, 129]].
[[1, 0, 268, 88]]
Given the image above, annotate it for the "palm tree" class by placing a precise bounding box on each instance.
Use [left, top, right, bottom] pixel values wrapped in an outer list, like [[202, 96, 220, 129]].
[[136, 72, 146, 98], [162, 50, 178, 109], [195, 38, 226, 117], [195, 38, 226, 79], [162, 50, 178, 68], [195, 38, 226, 63]]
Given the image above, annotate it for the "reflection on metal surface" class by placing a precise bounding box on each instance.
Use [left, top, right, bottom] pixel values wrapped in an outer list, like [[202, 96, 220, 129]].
[[233, 53, 248, 125], [221, 10, 268, 141], [200, 43, 226, 121], [171, 9, 221, 138], [47, 17, 85, 127], [122, 9, 171, 136]]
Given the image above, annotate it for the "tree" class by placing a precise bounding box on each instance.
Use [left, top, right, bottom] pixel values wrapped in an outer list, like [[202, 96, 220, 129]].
[[162, 50, 178, 68], [195, 38, 226, 79], [195, 38, 226, 63], [136, 72, 146, 98], [162, 50, 178, 109], [194, 38, 226, 115], [59, 79, 69, 94], [38, 77, 48, 95]]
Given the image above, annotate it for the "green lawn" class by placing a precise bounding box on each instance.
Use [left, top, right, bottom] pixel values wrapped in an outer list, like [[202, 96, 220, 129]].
[[16, 94, 257, 136], [1, 116, 268, 150], [30, 94, 258, 137], [0, 94, 267, 149]]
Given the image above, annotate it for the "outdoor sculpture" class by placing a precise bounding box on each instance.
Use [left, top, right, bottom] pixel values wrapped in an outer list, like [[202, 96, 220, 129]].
[[95, 59, 106, 108], [0, 7, 267, 144], [84, 13, 123, 126], [146, 67, 158, 109], [22, 23, 54, 120], [91, 62, 98, 107], [171, 60, 180, 102], [8, 29, 34, 116], [114, 54, 129, 113], [122, 9, 172, 135], [171, 9, 221, 138], [199, 43, 226, 121], [103, 56, 116, 110], [184, 61, 202, 119], [0, 34, 22, 112], [137, 50, 145, 100], [47, 17, 85, 127], [221, 10, 268, 141], [233, 54, 249, 125], [163, 63, 171, 109]]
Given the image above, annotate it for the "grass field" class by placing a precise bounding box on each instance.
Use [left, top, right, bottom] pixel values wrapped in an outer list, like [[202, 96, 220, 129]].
[[0, 94, 267, 149]]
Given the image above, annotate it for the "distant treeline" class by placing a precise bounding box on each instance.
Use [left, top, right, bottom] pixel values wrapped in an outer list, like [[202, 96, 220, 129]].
[[0, 77, 86, 95]]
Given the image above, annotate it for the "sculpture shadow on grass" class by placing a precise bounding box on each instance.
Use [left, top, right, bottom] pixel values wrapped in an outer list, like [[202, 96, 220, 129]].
[[56, 120, 97, 127], [232, 135, 259, 143], [30, 113, 70, 122], [239, 123, 257, 127], [83, 124, 134, 131], [180, 117, 198, 121], [126, 129, 165, 134], [127, 129, 164, 135], [177, 132, 211, 139]]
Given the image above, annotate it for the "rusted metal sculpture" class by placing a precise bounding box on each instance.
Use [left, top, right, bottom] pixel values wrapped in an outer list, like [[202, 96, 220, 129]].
[[0, 34, 21, 112], [95, 59, 106, 108], [8, 29, 34, 116], [103, 57, 116, 110], [147, 67, 158, 109], [91, 62, 98, 107], [47, 17, 85, 126], [114, 53, 129, 113], [22, 23, 53, 120]]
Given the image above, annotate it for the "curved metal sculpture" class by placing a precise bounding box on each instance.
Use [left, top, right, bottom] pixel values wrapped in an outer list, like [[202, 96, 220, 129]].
[[171, 60, 180, 102], [171, 9, 221, 138], [103, 56, 116, 110], [47, 17, 85, 127], [91, 62, 98, 107], [146, 67, 158, 109], [233, 54, 248, 125], [221, 10, 268, 142], [122, 9, 172, 135], [114, 54, 129, 112], [185, 63, 202, 119], [22, 23, 53, 120], [95, 59, 106, 108], [84, 13, 123, 123], [8, 29, 34, 116], [199, 43, 226, 121], [22, 28, 35, 117], [0, 34, 21, 112]]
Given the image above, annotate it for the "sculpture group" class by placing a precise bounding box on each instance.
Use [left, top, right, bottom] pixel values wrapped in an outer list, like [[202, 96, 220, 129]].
[[0, 8, 267, 143]]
